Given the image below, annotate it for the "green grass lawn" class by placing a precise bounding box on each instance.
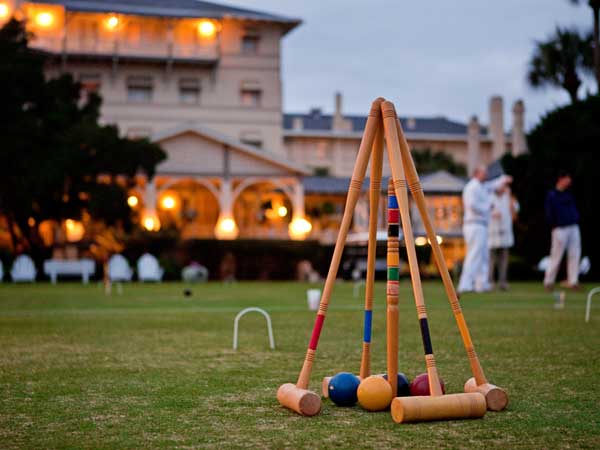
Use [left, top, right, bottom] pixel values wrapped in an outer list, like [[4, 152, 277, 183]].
[[0, 281, 599, 449]]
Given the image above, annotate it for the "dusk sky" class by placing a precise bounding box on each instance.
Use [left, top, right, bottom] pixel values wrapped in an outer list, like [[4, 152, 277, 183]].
[[226, 0, 592, 129]]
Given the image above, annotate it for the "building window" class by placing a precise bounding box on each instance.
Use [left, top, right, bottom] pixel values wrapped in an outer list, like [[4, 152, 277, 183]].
[[240, 131, 263, 149], [127, 76, 153, 103], [78, 19, 98, 48], [179, 78, 201, 104], [241, 34, 260, 54], [240, 89, 261, 107]]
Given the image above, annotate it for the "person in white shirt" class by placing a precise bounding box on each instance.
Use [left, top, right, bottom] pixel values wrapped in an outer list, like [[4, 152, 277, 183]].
[[488, 186, 519, 290], [458, 166, 512, 294]]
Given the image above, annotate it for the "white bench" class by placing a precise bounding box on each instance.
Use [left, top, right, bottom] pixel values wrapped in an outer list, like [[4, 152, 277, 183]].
[[43, 259, 96, 284]]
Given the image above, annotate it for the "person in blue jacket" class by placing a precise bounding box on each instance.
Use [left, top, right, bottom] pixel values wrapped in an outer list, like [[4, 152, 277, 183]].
[[543, 171, 581, 290]]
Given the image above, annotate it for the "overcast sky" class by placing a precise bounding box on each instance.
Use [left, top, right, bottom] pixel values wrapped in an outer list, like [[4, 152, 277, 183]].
[[225, 0, 592, 129]]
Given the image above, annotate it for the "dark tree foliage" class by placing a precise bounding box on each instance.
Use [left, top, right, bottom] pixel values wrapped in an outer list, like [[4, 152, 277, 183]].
[[412, 148, 466, 177], [0, 19, 166, 251], [502, 95, 600, 278], [527, 27, 593, 103]]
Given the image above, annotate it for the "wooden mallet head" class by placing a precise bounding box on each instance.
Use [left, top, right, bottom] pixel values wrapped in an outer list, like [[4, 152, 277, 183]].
[[277, 383, 321, 417], [391, 392, 486, 423], [464, 377, 508, 411]]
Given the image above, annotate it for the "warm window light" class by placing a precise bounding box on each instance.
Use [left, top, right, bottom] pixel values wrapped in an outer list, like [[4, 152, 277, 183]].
[[197, 19, 217, 38], [35, 12, 54, 27], [143, 216, 160, 232], [277, 206, 288, 218], [106, 15, 119, 30], [0, 4, 9, 19], [215, 216, 239, 240], [415, 236, 428, 246], [161, 195, 176, 210], [289, 217, 312, 240], [65, 219, 85, 242], [127, 195, 139, 208], [415, 235, 443, 246]]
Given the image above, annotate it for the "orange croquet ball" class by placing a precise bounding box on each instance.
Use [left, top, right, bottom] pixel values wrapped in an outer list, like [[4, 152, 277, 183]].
[[357, 375, 393, 411]]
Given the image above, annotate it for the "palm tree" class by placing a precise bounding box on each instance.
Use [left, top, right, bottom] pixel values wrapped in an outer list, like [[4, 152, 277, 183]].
[[528, 28, 592, 103], [570, 0, 600, 90]]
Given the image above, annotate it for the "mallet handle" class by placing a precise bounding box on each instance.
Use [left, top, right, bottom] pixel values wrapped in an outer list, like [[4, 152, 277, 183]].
[[296, 98, 384, 389], [385, 179, 400, 397], [382, 102, 443, 397], [359, 124, 384, 380], [394, 118, 488, 386]]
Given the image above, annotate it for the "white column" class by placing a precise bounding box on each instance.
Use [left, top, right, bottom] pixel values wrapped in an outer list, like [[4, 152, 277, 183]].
[[288, 180, 312, 240], [511, 100, 527, 156], [215, 178, 238, 239], [142, 178, 160, 231], [467, 115, 481, 176]]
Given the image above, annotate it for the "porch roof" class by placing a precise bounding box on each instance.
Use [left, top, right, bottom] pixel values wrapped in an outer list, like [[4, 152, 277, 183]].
[[304, 170, 466, 195], [152, 123, 311, 177]]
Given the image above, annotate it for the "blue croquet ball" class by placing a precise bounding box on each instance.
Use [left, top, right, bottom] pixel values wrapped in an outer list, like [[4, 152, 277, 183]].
[[328, 372, 360, 406], [383, 372, 411, 397]]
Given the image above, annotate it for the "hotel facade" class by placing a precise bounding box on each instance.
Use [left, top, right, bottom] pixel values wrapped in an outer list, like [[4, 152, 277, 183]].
[[1, 0, 528, 272]]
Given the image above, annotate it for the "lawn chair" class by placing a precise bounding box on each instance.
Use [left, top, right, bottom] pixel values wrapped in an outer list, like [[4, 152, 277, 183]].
[[11, 255, 37, 282], [0, 259, 3, 282], [137, 253, 164, 282], [108, 254, 133, 282]]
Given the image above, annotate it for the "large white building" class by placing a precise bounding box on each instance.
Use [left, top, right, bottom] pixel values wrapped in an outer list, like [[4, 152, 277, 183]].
[[1, 0, 527, 250]]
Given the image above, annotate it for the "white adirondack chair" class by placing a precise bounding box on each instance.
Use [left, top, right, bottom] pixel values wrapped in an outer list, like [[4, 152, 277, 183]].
[[11, 255, 37, 282], [0, 259, 4, 282], [137, 253, 164, 282], [108, 254, 133, 282]]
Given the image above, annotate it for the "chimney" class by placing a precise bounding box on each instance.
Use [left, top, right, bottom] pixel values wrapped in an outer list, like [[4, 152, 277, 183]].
[[332, 92, 352, 132], [511, 100, 527, 156], [489, 96, 505, 160], [467, 115, 481, 176]]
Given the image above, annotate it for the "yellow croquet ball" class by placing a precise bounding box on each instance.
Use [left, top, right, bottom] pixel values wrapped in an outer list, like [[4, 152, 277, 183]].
[[357, 375, 393, 411]]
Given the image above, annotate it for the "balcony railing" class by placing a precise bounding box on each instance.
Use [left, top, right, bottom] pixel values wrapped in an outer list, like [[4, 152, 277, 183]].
[[31, 35, 219, 63]]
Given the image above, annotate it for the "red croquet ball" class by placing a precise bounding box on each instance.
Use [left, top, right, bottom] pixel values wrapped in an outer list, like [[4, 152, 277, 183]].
[[409, 372, 446, 396]]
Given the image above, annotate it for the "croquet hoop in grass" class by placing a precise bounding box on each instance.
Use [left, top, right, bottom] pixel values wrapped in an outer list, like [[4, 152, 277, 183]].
[[233, 307, 275, 350]]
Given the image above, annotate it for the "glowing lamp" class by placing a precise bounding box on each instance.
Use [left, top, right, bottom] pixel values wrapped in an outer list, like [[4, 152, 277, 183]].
[[35, 12, 54, 27], [415, 236, 428, 247], [288, 217, 312, 241], [0, 4, 9, 19], [106, 15, 119, 30], [277, 206, 288, 218], [215, 216, 239, 240], [127, 195, 139, 207], [197, 19, 216, 38], [161, 195, 176, 210], [65, 219, 85, 242], [435, 235, 443, 244], [143, 215, 160, 232]]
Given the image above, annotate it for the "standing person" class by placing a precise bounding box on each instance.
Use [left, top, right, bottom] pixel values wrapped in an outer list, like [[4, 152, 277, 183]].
[[458, 166, 512, 294], [488, 186, 519, 290], [543, 171, 581, 290]]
